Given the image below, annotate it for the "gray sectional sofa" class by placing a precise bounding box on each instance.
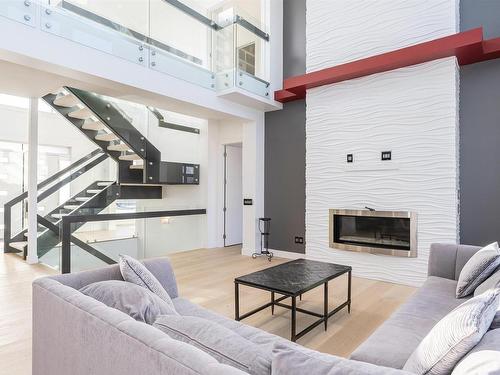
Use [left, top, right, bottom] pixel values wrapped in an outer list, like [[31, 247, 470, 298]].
[[32, 243, 497, 375]]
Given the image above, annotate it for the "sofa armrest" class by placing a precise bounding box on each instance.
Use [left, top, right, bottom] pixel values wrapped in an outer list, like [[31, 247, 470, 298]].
[[427, 243, 482, 281]]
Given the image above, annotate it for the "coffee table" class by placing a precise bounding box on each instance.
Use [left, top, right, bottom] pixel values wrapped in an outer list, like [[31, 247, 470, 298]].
[[234, 259, 352, 342]]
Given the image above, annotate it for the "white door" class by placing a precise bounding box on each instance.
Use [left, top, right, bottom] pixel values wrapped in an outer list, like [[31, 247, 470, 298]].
[[224, 144, 243, 246]]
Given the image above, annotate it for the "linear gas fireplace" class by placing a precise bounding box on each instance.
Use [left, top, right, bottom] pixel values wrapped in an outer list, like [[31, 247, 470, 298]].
[[329, 209, 417, 257]]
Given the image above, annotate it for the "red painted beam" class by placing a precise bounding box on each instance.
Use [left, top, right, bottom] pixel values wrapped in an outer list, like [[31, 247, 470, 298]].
[[275, 28, 500, 103]]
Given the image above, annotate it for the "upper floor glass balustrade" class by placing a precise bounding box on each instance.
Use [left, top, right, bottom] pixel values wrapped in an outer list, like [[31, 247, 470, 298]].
[[0, 0, 271, 99]]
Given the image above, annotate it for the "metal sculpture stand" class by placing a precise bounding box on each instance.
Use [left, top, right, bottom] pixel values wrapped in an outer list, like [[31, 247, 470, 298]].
[[252, 218, 273, 261]]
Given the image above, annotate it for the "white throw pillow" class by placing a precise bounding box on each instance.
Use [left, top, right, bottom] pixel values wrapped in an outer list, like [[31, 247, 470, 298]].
[[456, 242, 500, 298], [118, 254, 176, 312], [403, 288, 500, 375]]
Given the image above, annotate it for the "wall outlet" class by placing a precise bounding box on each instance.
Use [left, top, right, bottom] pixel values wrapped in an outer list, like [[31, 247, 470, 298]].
[[347, 153, 353, 163], [381, 151, 392, 161], [294, 236, 304, 244]]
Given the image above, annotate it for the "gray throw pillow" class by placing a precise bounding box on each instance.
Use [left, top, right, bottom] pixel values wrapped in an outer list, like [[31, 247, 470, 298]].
[[119, 254, 176, 312], [79, 280, 178, 324], [452, 328, 500, 375], [403, 288, 500, 375], [153, 315, 271, 375], [271, 342, 412, 375], [456, 242, 500, 298], [474, 268, 500, 297]]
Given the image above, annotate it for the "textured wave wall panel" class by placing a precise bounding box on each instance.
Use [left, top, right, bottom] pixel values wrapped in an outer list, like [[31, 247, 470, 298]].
[[305, 58, 459, 286], [307, 0, 459, 72]]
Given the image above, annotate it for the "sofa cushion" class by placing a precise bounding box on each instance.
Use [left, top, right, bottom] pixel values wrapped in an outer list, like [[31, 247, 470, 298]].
[[452, 328, 500, 375], [272, 342, 413, 375], [172, 297, 289, 351], [350, 276, 468, 369], [79, 280, 178, 324], [456, 242, 500, 298], [154, 315, 271, 375], [119, 254, 176, 311], [403, 288, 500, 375]]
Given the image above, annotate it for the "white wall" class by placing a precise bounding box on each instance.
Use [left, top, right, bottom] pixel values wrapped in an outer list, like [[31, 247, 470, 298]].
[[305, 0, 460, 287], [307, 0, 459, 71]]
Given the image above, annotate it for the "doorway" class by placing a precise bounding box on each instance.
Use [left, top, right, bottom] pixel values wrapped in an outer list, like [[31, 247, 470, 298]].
[[223, 143, 243, 247]]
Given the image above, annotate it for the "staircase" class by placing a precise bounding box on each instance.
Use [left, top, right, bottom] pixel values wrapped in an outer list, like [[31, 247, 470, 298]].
[[45, 87, 161, 184], [4, 87, 200, 267], [9, 180, 115, 258]]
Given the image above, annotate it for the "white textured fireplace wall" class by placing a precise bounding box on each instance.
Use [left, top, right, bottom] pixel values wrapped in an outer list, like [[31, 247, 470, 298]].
[[305, 0, 460, 286]]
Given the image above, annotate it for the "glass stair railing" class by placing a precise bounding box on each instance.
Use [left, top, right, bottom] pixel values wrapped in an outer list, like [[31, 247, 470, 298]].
[[0, 0, 272, 99]]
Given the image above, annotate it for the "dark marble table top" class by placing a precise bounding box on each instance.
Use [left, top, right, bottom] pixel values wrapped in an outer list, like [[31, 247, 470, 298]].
[[235, 259, 351, 296]]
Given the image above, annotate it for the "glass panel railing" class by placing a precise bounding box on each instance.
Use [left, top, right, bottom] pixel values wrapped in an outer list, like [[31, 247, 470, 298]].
[[61, 0, 150, 36], [149, 0, 212, 69], [0, 0, 271, 98], [212, 4, 270, 97], [34, 154, 115, 268], [40, 1, 148, 66], [49, 207, 206, 272]]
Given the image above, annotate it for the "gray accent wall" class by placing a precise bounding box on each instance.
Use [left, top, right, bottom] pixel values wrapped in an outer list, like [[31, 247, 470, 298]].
[[264, 0, 306, 253], [460, 0, 500, 245]]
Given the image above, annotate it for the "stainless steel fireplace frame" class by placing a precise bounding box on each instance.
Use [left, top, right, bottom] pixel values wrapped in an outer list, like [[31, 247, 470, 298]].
[[329, 209, 417, 258]]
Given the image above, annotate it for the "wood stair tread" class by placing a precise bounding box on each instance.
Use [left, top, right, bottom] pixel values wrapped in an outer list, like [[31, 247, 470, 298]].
[[119, 154, 141, 161], [107, 143, 130, 152], [129, 164, 144, 170], [24, 231, 45, 238], [53, 94, 79, 108], [74, 197, 91, 202], [97, 181, 114, 187], [95, 133, 119, 142], [82, 121, 105, 131], [68, 108, 93, 120], [10, 241, 28, 251], [87, 189, 101, 194]]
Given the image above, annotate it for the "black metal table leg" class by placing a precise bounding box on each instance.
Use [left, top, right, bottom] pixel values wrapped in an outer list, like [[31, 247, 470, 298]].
[[291, 296, 297, 342], [324, 281, 328, 330], [271, 291, 275, 315], [348, 270, 352, 313], [235, 282, 240, 320]]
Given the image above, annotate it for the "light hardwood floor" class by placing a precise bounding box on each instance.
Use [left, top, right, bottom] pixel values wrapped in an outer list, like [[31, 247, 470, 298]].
[[0, 246, 416, 375]]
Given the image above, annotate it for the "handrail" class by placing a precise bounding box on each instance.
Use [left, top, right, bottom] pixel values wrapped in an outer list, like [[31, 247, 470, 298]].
[[161, 0, 221, 31], [59, 0, 204, 66], [3, 149, 108, 254], [4, 148, 103, 207], [37, 154, 108, 202], [148, 107, 200, 134], [60, 208, 207, 273]]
